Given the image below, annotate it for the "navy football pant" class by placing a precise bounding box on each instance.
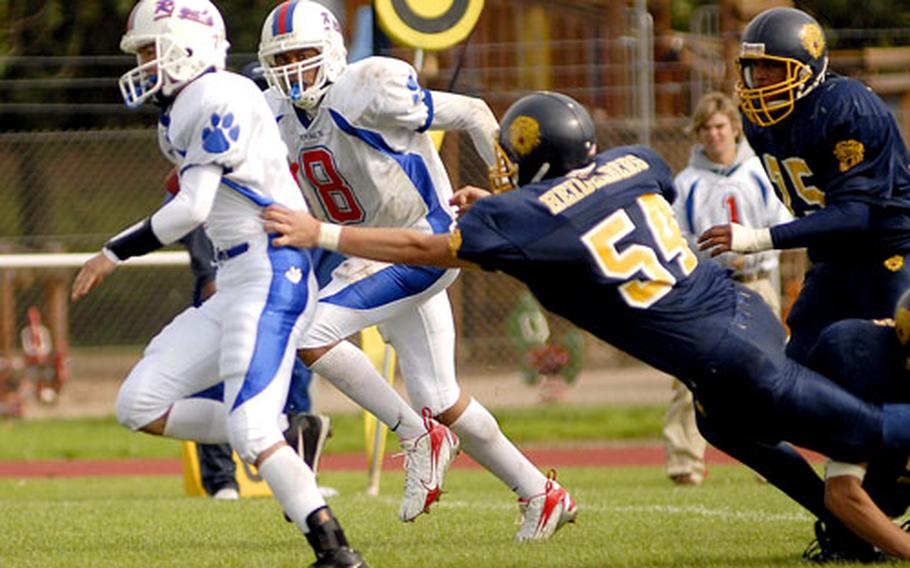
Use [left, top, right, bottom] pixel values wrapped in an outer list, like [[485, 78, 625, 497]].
[[696, 415, 837, 524], [786, 255, 910, 364], [694, 287, 887, 464]]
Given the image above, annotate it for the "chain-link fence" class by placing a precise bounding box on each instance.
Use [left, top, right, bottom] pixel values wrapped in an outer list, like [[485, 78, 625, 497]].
[[0, 122, 659, 374], [2, 25, 910, 380]]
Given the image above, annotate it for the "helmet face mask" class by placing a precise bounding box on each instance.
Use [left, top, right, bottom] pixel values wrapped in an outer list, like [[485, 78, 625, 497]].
[[118, 0, 228, 108], [736, 56, 812, 126], [490, 91, 596, 192], [259, 1, 347, 110], [735, 7, 828, 127], [488, 142, 519, 193], [262, 48, 328, 108]]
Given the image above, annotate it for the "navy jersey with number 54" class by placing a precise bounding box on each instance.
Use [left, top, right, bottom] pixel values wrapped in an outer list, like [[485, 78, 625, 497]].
[[454, 145, 736, 380]]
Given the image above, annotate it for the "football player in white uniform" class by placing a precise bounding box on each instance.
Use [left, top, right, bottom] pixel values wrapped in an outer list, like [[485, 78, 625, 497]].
[[258, 0, 575, 540], [71, 1, 365, 566]]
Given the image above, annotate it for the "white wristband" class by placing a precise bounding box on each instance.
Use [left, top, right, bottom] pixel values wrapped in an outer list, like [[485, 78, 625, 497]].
[[317, 223, 342, 251], [730, 223, 773, 253], [825, 459, 867, 481]]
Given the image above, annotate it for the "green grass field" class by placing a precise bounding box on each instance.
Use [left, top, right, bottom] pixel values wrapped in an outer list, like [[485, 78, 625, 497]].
[[3, 467, 827, 568], [0, 406, 869, 567], [0, 404, 667, 461]]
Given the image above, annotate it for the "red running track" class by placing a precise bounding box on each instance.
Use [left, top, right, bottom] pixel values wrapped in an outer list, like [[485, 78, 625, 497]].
[[0, 445, 823, 478]]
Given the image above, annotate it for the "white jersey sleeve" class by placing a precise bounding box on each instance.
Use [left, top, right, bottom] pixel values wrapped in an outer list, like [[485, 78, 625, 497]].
[[430, 91, 499, 167], [342, 57, 435, 134], [167, 80, 260, 173], [160, 72, 305, 248], [149, 164, 221, 244], [331, 58, 498, 167]]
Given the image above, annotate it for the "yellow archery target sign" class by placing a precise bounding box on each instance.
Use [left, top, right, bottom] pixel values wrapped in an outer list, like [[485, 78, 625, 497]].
[[375, 0, 484, 51]]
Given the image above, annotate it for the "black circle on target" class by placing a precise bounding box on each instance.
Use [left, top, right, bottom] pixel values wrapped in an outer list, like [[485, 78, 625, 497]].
[[375, 0, 483, 50]]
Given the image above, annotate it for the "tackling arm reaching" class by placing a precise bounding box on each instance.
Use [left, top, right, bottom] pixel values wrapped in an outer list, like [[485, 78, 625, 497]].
[[262, 203, 473, 269]]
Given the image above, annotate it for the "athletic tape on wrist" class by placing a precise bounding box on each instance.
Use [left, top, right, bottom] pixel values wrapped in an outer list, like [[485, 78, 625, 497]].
[[317, 223, 342, 251]]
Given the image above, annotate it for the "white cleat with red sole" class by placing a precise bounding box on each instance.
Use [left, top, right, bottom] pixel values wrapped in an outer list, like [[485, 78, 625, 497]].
[[399, 408, 460, 522], [516, 469, 577, 541]]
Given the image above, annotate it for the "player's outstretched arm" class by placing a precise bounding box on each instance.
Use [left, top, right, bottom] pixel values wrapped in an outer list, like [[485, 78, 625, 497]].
[[449, 184, 492, 217], [71, 252, 117, 301], [825, 472, 910, 559], [263, 205, 472, 269]]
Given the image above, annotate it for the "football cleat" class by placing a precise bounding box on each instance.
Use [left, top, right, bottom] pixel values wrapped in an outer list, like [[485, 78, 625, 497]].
[[212, 487, 239, 501], [285, 412, 332, 474], [398, 408, 460, 522], [310, 546, 368, 568], [802, 520, 885, 564], [516, 469, 577, 542]]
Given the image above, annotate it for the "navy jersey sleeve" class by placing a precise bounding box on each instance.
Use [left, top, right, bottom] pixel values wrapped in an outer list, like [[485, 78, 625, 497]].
[[819, 81, 901, 204], [454, 195, 525, 271], [769, 200, 870, 249]]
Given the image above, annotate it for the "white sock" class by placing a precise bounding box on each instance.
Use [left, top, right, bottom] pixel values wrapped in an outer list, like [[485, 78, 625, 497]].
[[310, 342, 424, 439], [258, 445, 326, 534], [163, 398, 227, 442], [449, 399, 548, 498]]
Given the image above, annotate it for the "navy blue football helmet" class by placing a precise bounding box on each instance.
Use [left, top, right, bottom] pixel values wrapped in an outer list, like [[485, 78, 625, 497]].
[[490, 91, 596, 192], [241, 61, 269, 92], [736, 8, 829, 126]]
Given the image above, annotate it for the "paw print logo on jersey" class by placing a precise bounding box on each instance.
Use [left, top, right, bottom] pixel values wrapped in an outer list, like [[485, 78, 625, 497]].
[[202, 113, 240, 154], [285, 266, 303, 285]]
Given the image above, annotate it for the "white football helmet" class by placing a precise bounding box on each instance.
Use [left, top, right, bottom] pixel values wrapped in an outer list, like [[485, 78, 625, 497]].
[[258, 0, 347, 110], [119, 0, 229, 108]]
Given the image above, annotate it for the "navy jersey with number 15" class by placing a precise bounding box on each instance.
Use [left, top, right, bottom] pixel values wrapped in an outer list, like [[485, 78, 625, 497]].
[[744, 74, 910, 261], [454, 145, 736, 381]]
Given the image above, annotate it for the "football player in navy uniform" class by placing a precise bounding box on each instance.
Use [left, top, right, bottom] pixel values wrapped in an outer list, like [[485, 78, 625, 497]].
[[262, 91, 910, 557], [800, 290, 910, 561], [698, 7, 910, 364]]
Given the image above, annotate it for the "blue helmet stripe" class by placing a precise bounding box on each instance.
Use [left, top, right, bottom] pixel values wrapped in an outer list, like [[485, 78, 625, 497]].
[[284, 0, 298, 34]]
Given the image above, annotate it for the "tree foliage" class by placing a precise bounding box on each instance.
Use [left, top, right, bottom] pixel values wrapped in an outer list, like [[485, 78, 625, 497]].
[[797, 0, 910, 31], [2, 0, 281, 58]]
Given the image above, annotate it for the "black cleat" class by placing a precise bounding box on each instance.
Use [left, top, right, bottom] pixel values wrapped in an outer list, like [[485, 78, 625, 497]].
[[305, 506, 366, 567], [286, 412, 332, 473], [802, 520, 886, 564], [310, 546, 368, 568]]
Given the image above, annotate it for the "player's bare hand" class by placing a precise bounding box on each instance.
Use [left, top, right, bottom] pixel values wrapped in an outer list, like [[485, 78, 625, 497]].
[[71, 252, 117, 301], [262, 205, 320, 248], [697, 224, 733, 257], [450, 185, 491, 217]]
